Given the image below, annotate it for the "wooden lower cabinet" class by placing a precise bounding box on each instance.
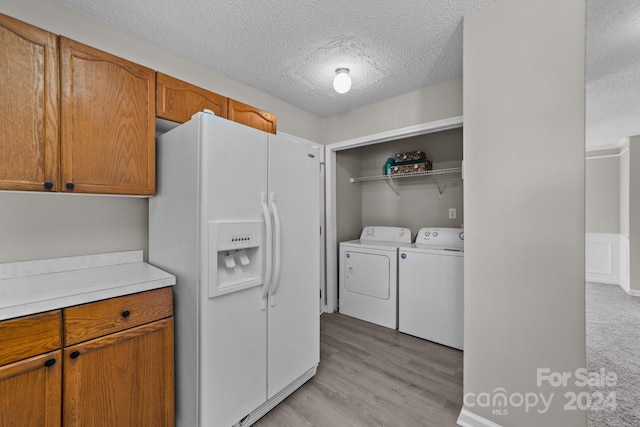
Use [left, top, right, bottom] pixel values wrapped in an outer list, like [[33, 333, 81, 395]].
[[0, 288, 174, 427], [63, 317, 174, 427], [0, 350, 62, 427]]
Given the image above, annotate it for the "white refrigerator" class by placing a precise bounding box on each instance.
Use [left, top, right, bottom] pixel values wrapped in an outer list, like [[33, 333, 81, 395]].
[[149, 112, 321, 427]]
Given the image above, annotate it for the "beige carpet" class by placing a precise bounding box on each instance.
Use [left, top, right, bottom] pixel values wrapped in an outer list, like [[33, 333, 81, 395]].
[[586, 282, 640, 427]]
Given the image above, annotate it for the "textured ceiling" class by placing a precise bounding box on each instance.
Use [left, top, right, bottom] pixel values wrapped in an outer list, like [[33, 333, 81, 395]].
[[586, 0, 640, 149], [54, 0, 492, 117], [55, 0, 639, 149]]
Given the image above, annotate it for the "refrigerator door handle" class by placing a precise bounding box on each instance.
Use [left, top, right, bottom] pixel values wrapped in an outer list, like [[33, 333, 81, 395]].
[[260, 192, 273, 310], [269, 192, 282, 307]]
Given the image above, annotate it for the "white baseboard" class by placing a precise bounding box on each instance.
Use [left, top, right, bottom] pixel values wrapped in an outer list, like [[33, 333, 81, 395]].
[[457, 409, 502, 427]]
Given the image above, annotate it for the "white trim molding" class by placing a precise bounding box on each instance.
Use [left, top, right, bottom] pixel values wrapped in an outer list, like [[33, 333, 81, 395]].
[[585, 146, 629, 160], [619, 235, 630, 293], [457, 409, 502, 427], [326, 115, 464, 151], [585, 136, 629, 154]]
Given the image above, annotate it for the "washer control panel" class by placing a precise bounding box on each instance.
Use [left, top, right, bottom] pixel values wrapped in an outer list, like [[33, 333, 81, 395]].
[[415, 227, 464, 251]]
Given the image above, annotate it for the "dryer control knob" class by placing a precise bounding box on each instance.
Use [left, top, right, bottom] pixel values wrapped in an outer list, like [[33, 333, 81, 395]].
[[459, 232, 464, 240], [433, 232, 439, 237], [424, 231, 430, 237], [401, 253, 407, 259], [366, 228, 374, 235]]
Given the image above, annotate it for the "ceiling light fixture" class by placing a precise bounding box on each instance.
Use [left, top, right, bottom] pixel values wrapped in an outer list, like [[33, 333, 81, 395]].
[[333, 68, 351, 94]]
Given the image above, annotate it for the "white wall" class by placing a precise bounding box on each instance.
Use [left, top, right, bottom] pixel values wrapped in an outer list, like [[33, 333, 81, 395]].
[[584, 148, 633, 288], [328, 77, 463, 246], [461, 1, 586, 426], [335, 150, 364, 244], [355, 128, 463, 236], [585, 153, 620, 233], [620, 142, 630, 237], [324, 78, 462, 144], [0, 0, 323, 263], [0, 192, 148, 262]]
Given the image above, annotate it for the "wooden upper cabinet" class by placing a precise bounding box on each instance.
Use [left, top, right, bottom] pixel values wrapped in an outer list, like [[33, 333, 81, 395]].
[[156, 72, 227, 123], [155, 73, 277, 134], [0, 13, 59, 192], [59, 37, 156, 195], [228, 99, 277, 134]]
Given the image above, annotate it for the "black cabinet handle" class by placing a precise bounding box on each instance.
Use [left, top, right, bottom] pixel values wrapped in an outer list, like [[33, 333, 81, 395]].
[[122, 310, 131, 318], [70, 351, 80, 359], [44, 358, 56, 367], [44, 181, 54, 190], [66, 182, 75, 190]]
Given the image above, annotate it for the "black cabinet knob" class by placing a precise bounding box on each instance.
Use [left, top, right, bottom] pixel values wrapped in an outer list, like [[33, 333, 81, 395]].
[[44, 358, 56, 367], [66, 182, 75, 190], [122, 310, 131, 318], [70, 351, 80, 359], [44, 181, 54, 190]]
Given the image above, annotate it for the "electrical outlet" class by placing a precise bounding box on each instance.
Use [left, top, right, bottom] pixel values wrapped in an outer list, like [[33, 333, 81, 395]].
[[449, 208, 457, 219]]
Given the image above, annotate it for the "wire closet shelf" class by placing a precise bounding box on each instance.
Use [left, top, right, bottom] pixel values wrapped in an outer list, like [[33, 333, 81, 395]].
[[350, 166, 462, 196]]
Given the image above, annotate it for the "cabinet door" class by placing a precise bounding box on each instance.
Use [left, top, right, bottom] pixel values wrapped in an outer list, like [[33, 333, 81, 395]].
[[0, 13, 58, 192], [63, 317, 174, 427], [228, 98, 277, 134], [0, 350, 62, 427], [156, 72, 227, 123], [59, 37, 156, 195]]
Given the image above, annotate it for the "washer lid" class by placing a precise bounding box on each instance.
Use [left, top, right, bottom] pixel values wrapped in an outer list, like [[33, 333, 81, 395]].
[[360, 226, 412, 243], [415, 227, 464, 251]]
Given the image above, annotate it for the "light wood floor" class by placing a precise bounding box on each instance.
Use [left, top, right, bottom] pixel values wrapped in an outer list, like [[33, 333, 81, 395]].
[[255, 313, 463, 427]]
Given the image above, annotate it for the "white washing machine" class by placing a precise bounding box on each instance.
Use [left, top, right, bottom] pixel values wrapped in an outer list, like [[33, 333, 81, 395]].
[[399, 227, 464, 350], [339, 226, 412, 329]]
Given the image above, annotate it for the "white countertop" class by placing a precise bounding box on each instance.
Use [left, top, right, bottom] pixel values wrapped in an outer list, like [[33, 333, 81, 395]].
[[0, 250, 175, 321]]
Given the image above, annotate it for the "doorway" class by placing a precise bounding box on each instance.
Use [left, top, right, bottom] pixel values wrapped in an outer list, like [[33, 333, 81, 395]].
[[324, 115, 462, 313]]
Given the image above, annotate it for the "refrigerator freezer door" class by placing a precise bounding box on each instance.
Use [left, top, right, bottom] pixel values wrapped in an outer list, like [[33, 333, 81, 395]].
[[198, 116, 270, 426], [266, 133, 321, 399], [150, 117, 202, 427]]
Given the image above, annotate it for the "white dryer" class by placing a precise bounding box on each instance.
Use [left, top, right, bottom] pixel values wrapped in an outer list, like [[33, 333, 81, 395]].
[[399, 227, 464, 350], [339, 226, 412, 329]]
